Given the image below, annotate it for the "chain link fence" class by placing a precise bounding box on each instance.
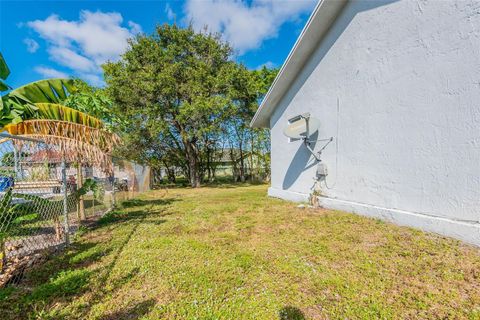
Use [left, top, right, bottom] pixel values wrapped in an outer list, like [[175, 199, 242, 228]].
[[0, 134, 150, 287], [112, 159, 151, 203]]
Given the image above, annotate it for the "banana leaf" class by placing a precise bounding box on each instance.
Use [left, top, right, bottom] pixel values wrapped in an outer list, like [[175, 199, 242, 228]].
[[7, 78, 74, 104], [0, 53, 10, 81], [0, 53, 11, 93], [1, 78, 74, 126], [0, 96, 38, 127], [0, 81, 8, 92], [35, 103, 103, 129]]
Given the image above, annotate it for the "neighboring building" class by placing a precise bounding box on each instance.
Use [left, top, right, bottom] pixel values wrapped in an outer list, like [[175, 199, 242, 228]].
[[213, 148, 269, 181], [21, 150, 77, 180], [251, 0, 480, 245], [20, 150, 151, 192], [113, 160, 152, 193]]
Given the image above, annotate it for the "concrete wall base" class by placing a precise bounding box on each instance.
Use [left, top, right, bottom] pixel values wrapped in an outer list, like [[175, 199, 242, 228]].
[[268, 187, 480, 247]]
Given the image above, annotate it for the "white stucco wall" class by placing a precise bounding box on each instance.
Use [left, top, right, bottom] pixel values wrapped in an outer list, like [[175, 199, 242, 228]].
[[269, 0, 480, 245]]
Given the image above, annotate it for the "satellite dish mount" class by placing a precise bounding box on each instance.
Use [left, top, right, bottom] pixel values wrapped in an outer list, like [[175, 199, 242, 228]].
[[284, 113, 333, 162]]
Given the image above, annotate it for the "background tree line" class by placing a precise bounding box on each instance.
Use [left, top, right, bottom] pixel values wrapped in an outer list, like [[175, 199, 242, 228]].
[[99, 24, 276, 187]]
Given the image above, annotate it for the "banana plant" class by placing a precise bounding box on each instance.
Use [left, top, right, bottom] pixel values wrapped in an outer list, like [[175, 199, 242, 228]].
[[0, 53, 10, 93], [1, 79, 75, 127], [0, 52, 76, 126], [0, 53, 11, 121], [35, 103, 103, 128]]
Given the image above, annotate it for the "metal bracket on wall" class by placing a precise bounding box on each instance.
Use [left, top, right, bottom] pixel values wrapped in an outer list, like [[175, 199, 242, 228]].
[[303, 136, 333, 162]]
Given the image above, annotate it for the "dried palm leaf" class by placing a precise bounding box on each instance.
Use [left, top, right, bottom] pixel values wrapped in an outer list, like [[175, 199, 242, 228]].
[[4, 120, 120, 173]]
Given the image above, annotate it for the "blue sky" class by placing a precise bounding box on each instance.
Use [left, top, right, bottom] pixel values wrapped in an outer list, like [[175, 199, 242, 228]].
[[0, 0, 316, 88]]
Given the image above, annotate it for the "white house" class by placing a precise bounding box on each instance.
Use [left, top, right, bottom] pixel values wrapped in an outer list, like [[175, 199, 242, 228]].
[[251, 0, 480, 246]]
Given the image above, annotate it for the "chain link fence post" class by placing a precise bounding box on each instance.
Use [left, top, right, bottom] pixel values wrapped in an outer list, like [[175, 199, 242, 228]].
[[61, 156, 70, 246], [111, 172, 116, 209], [13, 145, 19, 179]]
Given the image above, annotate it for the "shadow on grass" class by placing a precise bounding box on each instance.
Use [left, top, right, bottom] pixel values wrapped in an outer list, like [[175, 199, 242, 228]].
[[200, 181, 266, 189], [155, 175, 267, 190], [279, 306, 305, 320], [7, 224, 54, 238], [83, 198, 105, 209], [96, 210, 168, 229], [0, 194, 173, 319], [28, 268, 92, 302], [23, 241, 113, 285], [94, 196, 176, 230], [0, 241, 112, 319], [120, 198, 177, 209], [78, 205, 151, 317], [100, 298, 156, 320]]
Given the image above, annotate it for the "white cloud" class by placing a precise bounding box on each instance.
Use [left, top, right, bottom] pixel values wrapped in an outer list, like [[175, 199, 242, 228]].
[[183, 0, 316, 54], [48, 46, 96, 72], [34, 66, 69, 78], [26, 10, 141, 85], [23, 38, 39, 53], [256, 61, 276, 70], [78, 73, 104, 87], [165, 4, 176, 21], [128, 21, 142, 35]]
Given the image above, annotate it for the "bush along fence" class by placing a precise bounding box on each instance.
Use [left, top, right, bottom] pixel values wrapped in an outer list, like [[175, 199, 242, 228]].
[[0, 134, 125, 286]]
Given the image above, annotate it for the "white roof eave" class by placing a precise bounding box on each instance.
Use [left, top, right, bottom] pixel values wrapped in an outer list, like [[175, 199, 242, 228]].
[[250, 0, 348, 128]]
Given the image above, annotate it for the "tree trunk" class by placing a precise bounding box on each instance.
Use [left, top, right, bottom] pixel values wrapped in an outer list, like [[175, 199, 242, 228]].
[[77, 165, 86, 221], [189, 161, 200, 187], [153, 168, 162, 185], [185, 142, 201, 188], [161, 160, 177, 183], [167, 167, 176, 183], [229, 147, 237, 182], [239, 141, 245, 182], [206, 148, 214, 182]]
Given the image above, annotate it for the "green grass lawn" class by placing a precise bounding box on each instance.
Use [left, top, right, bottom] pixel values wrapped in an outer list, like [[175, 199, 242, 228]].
[[1, 184, 479, 319]]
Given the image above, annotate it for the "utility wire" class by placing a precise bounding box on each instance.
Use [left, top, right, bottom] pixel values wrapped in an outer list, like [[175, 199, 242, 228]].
[[325, 98, 339, 190]]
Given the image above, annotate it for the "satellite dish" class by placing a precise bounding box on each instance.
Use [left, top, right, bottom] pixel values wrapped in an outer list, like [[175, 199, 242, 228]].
[[283, 113, 321, 139], [282, 113, 333, 177]]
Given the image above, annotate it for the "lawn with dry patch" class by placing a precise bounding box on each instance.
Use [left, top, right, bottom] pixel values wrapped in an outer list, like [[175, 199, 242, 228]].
[[1, 184, 479, 319]]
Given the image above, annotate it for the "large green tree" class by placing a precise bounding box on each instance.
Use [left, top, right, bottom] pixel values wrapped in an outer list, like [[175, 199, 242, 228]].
[[103, 24, 233, 187], [223, 65, 277, 182]]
